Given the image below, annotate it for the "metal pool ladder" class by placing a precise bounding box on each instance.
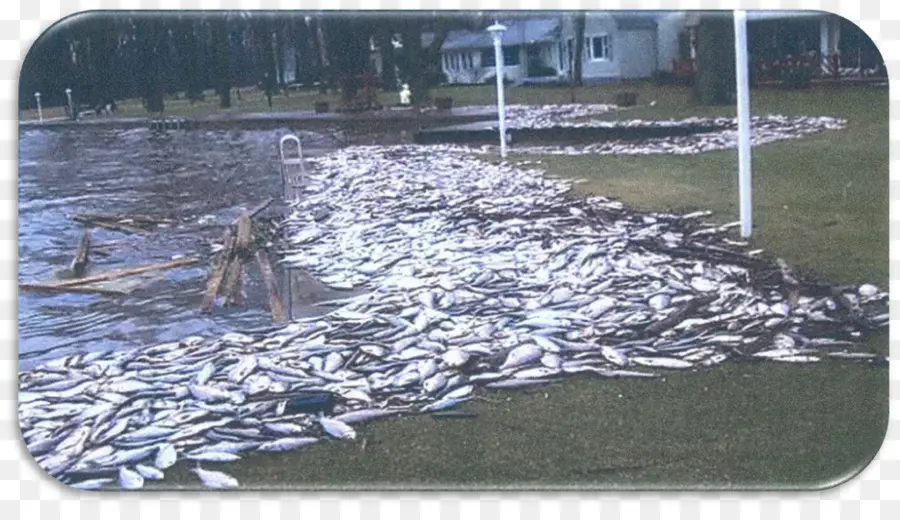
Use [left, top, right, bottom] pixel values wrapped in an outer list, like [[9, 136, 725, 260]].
[[279, 134, 307, 200]]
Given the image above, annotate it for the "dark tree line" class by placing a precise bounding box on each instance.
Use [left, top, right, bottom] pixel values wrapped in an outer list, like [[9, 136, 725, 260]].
[[19, 10, 487, 114]]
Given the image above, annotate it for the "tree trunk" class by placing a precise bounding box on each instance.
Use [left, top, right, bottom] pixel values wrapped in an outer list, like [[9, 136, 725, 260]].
[[376, 23, 398, 91], [211, 15, 231, 108], [398, 19, 450, 108], [573, 12, 586, 87], [693, 13, 736, 105], [324, 18, 371, 106], [182, 18, 204, 102], [308, 17, 329, 93], [91, 17, 118, 107], [139, 19, 165, 114]]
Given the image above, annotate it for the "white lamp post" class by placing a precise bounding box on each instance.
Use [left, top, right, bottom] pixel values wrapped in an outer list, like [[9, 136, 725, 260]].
[[64, 88, 73, 120], [34, 92, 42, 123], [487, 22, 508, 159], [733, 11, 752, 238]]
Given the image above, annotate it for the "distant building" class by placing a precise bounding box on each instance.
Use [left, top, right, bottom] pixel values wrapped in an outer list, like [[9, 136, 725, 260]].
[[436, 12, 696, 85], [431, 11, 883, 86]]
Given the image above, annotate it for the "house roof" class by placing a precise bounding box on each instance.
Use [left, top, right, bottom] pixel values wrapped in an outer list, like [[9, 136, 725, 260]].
[[684, 10, 830, 26], [613, 13, 659, 31], [745, 10, 830, 22], [441, 18, 561, 51]]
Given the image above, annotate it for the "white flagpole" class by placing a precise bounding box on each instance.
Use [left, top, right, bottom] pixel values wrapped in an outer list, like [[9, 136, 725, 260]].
[[734, 10, 753, 238]]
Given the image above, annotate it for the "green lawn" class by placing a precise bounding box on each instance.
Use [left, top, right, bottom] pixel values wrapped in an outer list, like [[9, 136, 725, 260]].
[[19, 81, 701, 120], [530, 84, 889, 287], [41, 81, 888, 491]]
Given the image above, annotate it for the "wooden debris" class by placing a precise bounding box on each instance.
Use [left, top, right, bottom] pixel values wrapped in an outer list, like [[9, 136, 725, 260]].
[[201, 228, 236, 312], [76, 212, 176, 225], [73, 215, 151, 235], [237, 197, 275, 223], [91, 239, 131, 249], [19, 283, 130, 296], [49, 257, 199, 288], [221, 214, 253, 306], [255, 250, 286, 324], [70, 229, 92, 278], [200, 198, 287, 322]]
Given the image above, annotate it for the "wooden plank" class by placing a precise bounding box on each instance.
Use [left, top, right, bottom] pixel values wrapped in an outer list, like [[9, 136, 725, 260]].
[[70, 229, 92, 278], [76, 212, 176, 225], [201, 228, 236, 312], [222, 214, 253, 306], [19, 283, 130, 296], [255, 250, 286, 324], [242, 197, 275, 222], [91, 239, 131, 249], [223, 263, 246, 306], [73, 215, 151, 235], [49, 257, 199, 288]]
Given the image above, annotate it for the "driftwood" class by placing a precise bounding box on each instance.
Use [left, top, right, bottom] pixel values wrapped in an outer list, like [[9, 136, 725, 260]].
[[91, 239, 131, 249], [49, 257, 199, 288], [19, 283, 130, 296], [201, 198, 283, 319], [201, 228, 236, 312], [76, 212, 176, 225], [221, 214, 253, 306], [73, 215, 151, 235], [233, 197, 274, 225], [70, 229, 92, 277], [255, 250, 286, 324]]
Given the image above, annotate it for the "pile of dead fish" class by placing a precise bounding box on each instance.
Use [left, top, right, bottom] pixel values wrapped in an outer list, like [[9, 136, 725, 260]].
[[19, 146, 886, 490], [471, 115, 847, 156], [497, 103, 618, 129]]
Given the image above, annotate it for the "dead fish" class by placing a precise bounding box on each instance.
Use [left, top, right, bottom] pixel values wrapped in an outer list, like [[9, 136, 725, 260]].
[[118, 467, 145, 490], [192, 466, 239, 489], [630, 357, 693, 369], [318, 417, 356, 440]]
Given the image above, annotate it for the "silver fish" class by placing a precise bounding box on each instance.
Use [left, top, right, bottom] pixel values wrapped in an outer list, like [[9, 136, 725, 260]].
[[118, 467, 145, 490], [192, 467, 239, 489], [318, 417, 356, 440]]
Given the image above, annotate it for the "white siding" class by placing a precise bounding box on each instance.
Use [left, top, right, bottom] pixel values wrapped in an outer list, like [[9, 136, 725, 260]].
[[618, 29, 657, 78], [560, 13, 620, 81], [436, 13, 691, 84], [655, 11, 689, 71]]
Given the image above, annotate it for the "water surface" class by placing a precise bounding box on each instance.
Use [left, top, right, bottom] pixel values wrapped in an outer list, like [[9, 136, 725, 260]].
[[18, 126, 338, 369]]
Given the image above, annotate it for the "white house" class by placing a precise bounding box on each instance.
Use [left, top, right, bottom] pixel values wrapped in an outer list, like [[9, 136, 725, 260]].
[[435, 11, 868, 86], [438, 12, 696, 85]]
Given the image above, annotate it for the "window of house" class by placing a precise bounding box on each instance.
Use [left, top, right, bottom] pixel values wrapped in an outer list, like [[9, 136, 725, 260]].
[[466, 53, 474, 69], [589, 35, 611, 61], [482, 49, 494, 67], [504, 46, 521, 66], [481, 46, 520, 67]]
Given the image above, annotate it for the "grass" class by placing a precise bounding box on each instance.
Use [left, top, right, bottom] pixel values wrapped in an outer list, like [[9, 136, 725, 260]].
[[34, 81, 889, 490], [153, 357, 887, 490], [17, 80, 822, 121], [531, 84, 889, 287]]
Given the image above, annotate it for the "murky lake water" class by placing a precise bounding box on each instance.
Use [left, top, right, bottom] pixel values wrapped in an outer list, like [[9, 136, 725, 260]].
[[18, 126, 342, 370]]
